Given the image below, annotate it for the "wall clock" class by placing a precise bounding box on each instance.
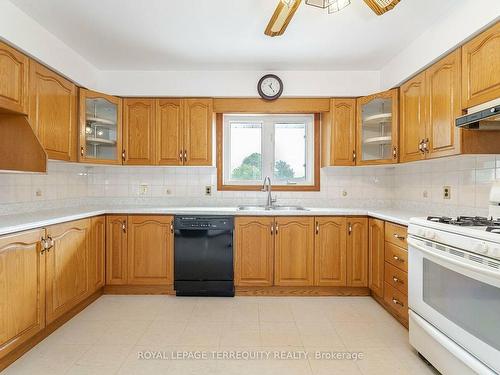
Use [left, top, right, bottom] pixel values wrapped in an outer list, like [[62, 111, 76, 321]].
[[257, 74, 283, 101]]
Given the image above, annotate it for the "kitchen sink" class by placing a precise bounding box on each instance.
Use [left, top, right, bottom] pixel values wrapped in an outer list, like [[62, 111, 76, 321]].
[[237, 205, 308, 211]]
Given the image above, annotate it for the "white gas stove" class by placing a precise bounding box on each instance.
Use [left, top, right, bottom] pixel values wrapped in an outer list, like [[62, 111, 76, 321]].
[[407, 181, 500, 375]]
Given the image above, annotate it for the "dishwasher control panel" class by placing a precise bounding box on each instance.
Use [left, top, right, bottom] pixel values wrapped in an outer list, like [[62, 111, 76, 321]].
[[174, 216, 234, 230]]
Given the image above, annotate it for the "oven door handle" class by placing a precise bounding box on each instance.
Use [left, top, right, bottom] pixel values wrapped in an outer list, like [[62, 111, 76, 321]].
[[408, 237, 500, 280]]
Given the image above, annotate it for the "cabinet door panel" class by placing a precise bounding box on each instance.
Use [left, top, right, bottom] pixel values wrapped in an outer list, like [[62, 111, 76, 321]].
[[183, 99, 213, 166], [127, 216, 173, 285], [368, 218, 384, 297], [314, 217, 347, 286], [274, 217, 314, 286], [106, 215, 128, 285], [324, 99, 356, 166], [123, 99, 156, 165], [46, 219, 91, 324], [400, 72, 426, 163], [426, 50, 462, 159], [346, 217, 368, 287], [29, 61, 77, 161], [234, 217, 274, 286], [462, 22, 500, 108], [0, 229, 45, 359], [157, 99, 183, 165], [0, 41, 29, 114], [90, 216, 106, 292]]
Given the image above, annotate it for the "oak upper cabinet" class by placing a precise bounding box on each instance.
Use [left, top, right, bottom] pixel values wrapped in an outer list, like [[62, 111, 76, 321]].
[[79, 89, 123, 164], [461, 22, 500, 108], [274, 217, 314, 286], [314, 217, 347, 286], [127, 216, 174, 285], [346, 217, 368, 287], [0, 41, 29, 114], [183, 98, 213, 166], [45, 219, 91, 324], [234, 217, 274, 286], [106, 215, 128, 285], [29, 61, 77, 161], [90, 216, 106, 292], [156, 99, 183, 165], [400, 72, 427, 163], [123, 99, 156, 165], [368, 218, 384, 298], [0, 229, 45, 359], [356, 89, 399, 165], [321, 98, 356, 166], [425, 49, 462, 159]]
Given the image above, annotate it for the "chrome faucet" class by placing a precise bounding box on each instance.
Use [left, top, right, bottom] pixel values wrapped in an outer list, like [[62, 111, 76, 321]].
[[262, 176, 276, 209]]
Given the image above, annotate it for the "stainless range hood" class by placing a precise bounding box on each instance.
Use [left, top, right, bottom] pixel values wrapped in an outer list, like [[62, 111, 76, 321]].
[[456, 102, 500, 130]]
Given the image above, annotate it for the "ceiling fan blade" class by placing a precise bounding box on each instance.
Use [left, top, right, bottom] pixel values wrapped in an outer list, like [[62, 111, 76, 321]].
[[363, 0, 401, 15], [265, 0, 302, 37]]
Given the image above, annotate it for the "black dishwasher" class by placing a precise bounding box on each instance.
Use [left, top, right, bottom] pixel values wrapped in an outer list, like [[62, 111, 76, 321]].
[[174, 216, 234, 297]]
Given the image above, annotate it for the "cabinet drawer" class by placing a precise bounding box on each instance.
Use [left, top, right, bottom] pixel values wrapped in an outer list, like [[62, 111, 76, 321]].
[[384, 262, 407, 295], [385, 222, 407, 249], [384, 282, 408, 320], [384, 242, 408, 272]]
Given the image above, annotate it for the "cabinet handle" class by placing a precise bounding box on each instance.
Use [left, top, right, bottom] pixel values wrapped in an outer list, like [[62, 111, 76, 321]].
[[392, 276, 401, 284], [393, 255, 404, 262], [352, 150, 356, 162], [418, 139, 424, 153], [275, 223, 279, 235], [392, 146, 397, 159], [348, 223, 352, 235], [80, 146, 84, 157], [270, 224, 274, 235], [40, 238, 48, 254], [424, 138, 430, 153], [179, 150, 183, 162], [315, 222, 319, 235], [122, 221, 127, 233], [122, 149, 126, 162], [170, 221, 174, 234], [183, 150, 187, 162], [392, 298, 404, 307], [45, 236, 54, 252], [393, 233, 405, 240]]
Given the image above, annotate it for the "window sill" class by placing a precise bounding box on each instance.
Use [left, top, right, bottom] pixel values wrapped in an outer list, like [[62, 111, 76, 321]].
[[218, 184, 319, 192]]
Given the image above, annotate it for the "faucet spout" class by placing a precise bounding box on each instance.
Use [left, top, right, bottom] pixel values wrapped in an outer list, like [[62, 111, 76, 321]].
[[262, 176, 275, 208]]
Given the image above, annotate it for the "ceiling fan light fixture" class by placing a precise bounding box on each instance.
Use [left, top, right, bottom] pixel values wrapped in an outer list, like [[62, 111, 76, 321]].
[[328, 0, 351, 13], [305, 0, 335, 9]]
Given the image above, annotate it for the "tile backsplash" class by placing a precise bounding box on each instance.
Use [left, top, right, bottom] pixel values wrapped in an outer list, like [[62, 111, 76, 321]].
[[0, 155, 498, 216]]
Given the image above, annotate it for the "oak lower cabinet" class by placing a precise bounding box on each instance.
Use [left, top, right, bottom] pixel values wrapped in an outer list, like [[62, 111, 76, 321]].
[[29, 60, 77, 161], [90, 216, 106, 292], [368, 218, 385, 298], [45, 219, 91, 324], [234, 217, 274, 286], [127, 216, 174, 285], [346, 217, 368, 287], [0, 229, 46, 360], [106, 215, 174, 286], [461, 22, 500, 108], [274, 217, 315, 286], [314, 217, 347, 286], [0, 41, 29, 114]]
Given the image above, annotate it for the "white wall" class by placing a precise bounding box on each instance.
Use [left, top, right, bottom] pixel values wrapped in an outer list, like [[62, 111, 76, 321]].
[[380, 0, 500, 89]]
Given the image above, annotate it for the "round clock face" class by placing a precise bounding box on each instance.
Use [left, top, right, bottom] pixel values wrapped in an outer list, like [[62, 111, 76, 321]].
[[258, 74, 283, 100]]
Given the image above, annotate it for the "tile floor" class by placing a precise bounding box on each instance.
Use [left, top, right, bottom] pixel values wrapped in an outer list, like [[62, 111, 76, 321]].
[[1, 296, 438, 375]]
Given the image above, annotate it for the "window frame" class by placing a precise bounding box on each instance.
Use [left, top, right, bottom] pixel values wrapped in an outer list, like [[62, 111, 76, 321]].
[[216, 113, 320, 191]]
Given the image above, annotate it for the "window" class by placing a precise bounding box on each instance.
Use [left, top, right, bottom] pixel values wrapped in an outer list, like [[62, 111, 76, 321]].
[[218, 114, 318, 190]]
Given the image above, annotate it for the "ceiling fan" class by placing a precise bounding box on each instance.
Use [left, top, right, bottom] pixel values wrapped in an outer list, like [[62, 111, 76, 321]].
[[265, 0, 401, 37]]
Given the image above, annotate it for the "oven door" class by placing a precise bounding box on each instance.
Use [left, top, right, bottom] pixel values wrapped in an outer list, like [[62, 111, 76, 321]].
[[408, 236, 500, 373]]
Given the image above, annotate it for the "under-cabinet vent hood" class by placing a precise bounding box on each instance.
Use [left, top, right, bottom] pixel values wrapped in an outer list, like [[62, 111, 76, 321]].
[[456, 101, 500, 130], [0, 114, 47, 173]]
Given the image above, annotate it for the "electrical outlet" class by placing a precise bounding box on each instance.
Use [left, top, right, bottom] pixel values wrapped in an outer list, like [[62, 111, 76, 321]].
[[422, 190, 428, 199], [443, 186, 451, 200], [139, 184, 149, 195], [35, 189, 42, 197], [205, 185, 212, 196]]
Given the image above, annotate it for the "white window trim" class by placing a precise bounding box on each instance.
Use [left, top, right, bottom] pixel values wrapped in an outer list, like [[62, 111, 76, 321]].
[[222, 114, 315, 186]]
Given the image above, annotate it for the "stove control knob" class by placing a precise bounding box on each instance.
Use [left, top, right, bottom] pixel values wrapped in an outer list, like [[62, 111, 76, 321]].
[[490, 247, 500, 258], [474, 242, 489, 254]]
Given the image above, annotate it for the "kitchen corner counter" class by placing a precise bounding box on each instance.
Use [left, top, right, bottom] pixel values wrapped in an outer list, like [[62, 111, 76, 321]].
[[0, 206, 423, 236]]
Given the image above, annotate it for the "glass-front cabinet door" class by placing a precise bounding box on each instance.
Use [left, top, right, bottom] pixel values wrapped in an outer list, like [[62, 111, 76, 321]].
[[356, 88, 398, 165], [79, 89, 122, 164]]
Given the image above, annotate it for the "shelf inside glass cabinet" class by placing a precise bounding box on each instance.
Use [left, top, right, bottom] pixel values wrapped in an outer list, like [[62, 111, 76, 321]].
[[360, 97, 393, 162], [84, 97, 118, 160]]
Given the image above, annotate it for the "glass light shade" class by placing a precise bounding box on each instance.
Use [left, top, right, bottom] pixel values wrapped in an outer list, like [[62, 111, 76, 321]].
[[305, 0, 335, 9], [328, 0, 351, 13]]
